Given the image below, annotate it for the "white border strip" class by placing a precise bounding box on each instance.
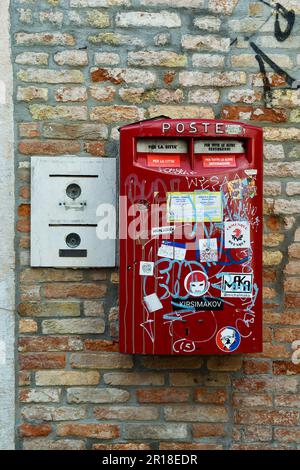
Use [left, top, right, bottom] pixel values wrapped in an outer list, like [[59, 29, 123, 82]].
[[0, 0, 15, 450]]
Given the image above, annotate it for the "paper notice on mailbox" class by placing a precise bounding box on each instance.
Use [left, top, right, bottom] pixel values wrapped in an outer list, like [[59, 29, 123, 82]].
[[167, 191, 222, 223]]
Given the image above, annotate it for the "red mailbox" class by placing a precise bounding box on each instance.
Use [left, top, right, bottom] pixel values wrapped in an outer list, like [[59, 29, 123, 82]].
[[119, 118, 263, 355]]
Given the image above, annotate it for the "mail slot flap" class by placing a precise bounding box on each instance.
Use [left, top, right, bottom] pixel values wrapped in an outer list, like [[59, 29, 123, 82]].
[[194, 140, 245, 154], [137, 138, 188, 154]]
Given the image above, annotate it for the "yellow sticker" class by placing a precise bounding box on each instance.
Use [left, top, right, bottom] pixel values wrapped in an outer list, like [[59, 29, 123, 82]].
[[167, 191, 223, 223]]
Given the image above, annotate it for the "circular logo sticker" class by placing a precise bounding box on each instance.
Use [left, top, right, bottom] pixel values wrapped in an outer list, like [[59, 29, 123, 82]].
[[184, 270, 210, 297], [216, 326, 241, 353]]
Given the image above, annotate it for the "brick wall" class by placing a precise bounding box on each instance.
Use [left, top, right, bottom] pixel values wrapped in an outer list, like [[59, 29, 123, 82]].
[[13, 0, 300, 450]]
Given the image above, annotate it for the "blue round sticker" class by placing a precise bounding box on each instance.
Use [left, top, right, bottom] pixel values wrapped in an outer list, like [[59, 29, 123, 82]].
[[216, 326, 241, 353]]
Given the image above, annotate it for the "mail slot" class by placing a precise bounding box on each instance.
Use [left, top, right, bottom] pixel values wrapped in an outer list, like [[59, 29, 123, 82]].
[[119, 118, 263, 355]]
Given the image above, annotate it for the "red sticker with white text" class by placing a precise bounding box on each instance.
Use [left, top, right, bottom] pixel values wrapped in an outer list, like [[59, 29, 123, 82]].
[[147, 155, 180, 168], [203, 155, 236, 168]]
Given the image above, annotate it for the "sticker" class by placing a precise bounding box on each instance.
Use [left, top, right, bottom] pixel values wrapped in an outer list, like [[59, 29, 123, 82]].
[[151, 225, 175, 236], [137, 139, 188, 154], [184, 270, 210, 297], [245, 169, 257, 176], [203, 156, 236, 168], [225, 124, 242, 135], [216, 327, 241, 352], [224, 221, 250, 249], [143, 293, 163, 313], [157, 241, 186, 260], [199, 238, 218, 262], [139, 261, 154, 276], [221, 273, 253, 298], [227, 178, 242, 199], [174, 297, 224, 311], [194, 140, 244, 154], [147, 155, 180, 168], [167, 191, 222, 223], [228, 176, 257, 199]]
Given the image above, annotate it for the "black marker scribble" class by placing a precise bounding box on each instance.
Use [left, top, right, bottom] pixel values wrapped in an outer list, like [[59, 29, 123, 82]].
[[232, 1, 299, 106], [274, 3, 295, 42]]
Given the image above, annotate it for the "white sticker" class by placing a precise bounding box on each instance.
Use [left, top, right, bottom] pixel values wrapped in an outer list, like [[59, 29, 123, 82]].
[[151, 226, 175, 236], [143, 293, 163, 313], [157, 241, 186, 260], [194, 140, 244, 154], [137, 139, 188, 154], [184, 270, 210, 297], [221, 273, 253, 298], [225, 124, 242, 135], [199, 238, 218, 262], [139, 261, 154, 276], [245, 169, 258, 176], [224, 221, 250, 249]]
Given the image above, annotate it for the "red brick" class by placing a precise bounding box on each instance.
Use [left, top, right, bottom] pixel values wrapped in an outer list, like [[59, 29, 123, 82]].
[[266, 215, 282, 231], [243, 360, 271, 375], [275, 394, 300, 407], [141, 356, 203, 369], [18, 204, 30, 217], [18, 140, 81, 155], [273, 361, 300, 375], [19, 235, 30, 249], [231, 443, 293, 450], [194, 388, 227, 404], [84, 142, 105, 156], [221, 105, 287, 123], [70, 352, 133, 369], [19, 336, 82, 352], [262, 269, 277, 282], [20, 268, 83, 283], [159, 443, 223, 450], [19, 186, 30, 199], [19, 423, 52, 438], [235, 376, 297, 393], [285, 294, 300, 308], [284, 278, 300, 292], [274, 327, 300, 342], [192, 423, 226, 438], [57, 423, 120, 439], [20, 286, 40, 302], [235, 410, 299, 425], [232, 393, 272, 408], [289, 243, 300, 259], [136, 388, 190, 403], [19, 353, 65, 370], [207, 356, 242, 371], [17, 218, 30, 233], [274, 428, 300, 442], [84, 339, 119, 352], [94, 406, 158, 421], [93, 443, 150, 450], [19, 371, 31, 386], [91, 68, 123, 84], [251, 343, 289, 359], [19, 122, 40, 138], [44, 283, 107, 299], [164, 71, 176, 84], [278, 312, 300, 325], [238, 425, 272, 443]]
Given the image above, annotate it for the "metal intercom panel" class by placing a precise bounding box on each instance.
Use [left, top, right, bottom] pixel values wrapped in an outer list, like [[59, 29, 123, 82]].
[[31, 156, 116, 268]]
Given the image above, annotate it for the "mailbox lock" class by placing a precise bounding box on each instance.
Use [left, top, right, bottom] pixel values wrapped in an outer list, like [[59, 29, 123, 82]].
[[66, 183, 81, 200], [66, 233, 81, 248]]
